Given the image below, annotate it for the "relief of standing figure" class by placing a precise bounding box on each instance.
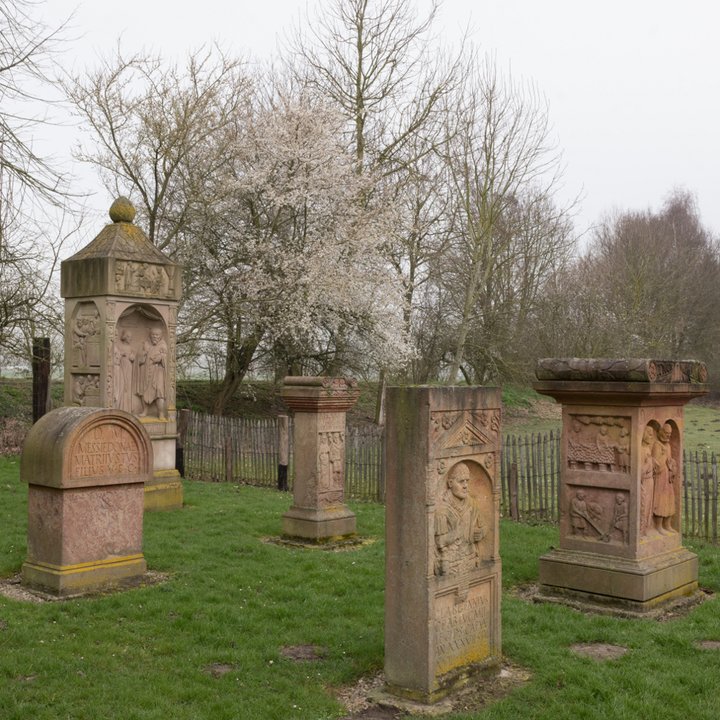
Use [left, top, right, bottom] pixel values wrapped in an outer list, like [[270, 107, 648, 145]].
[[113, 329, 136, 413], [136, 327, 167, 418], [652, 423, 678, 535], [640, 425, 656, 536]]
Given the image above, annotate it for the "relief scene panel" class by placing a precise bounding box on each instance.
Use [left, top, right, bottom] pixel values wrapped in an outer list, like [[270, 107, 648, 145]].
[[567, 414, 631, 473]]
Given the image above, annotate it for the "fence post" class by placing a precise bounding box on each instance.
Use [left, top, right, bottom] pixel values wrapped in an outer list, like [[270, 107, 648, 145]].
[[509, 462, 519, 521], [32, 337, 51, 423], [277, 414, 289, 491], [176, 408, 191, 477]]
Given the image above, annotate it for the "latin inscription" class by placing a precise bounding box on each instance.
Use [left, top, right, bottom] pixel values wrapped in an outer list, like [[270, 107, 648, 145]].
[[434, 581, 491, 672], [71, 425, 141, 479]]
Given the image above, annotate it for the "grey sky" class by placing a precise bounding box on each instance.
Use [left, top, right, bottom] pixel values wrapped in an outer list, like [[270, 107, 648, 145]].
[[42, 0, 720, 240]]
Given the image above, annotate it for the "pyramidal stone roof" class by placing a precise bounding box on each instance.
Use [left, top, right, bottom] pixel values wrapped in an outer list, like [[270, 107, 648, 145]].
[[65, 197, 173, 266]]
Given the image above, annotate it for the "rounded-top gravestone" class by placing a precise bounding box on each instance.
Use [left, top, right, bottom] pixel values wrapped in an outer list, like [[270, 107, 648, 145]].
[[21, 406, 152, 596]]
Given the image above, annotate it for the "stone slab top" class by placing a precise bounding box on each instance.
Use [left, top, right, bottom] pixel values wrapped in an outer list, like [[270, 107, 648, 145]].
[[21, 407, 153, 489], [533, 379, 708, 406], [281, 376, 360, 413], [536, 358, 708, 384]]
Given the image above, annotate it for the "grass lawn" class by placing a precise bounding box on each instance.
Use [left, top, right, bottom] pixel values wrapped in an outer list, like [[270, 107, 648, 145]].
[[2, 456, 720, 719]]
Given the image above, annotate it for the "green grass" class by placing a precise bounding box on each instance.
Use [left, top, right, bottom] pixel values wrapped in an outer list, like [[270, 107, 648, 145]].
[[2, 456, 720, 719]]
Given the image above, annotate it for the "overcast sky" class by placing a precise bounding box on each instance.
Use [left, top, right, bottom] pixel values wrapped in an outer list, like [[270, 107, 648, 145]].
[[41, 0, 720, 242]]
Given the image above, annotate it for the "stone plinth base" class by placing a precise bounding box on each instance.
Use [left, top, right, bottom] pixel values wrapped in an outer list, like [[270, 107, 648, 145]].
[[385, 656, 501, 706], [282, 505, 356, 541], [539, 547, 698, 612], [144, 470, 183, 511], [22, 554, 147, 597]]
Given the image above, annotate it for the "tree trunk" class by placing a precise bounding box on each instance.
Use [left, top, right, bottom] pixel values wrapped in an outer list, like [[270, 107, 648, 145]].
[[212, 329, 262, 415]]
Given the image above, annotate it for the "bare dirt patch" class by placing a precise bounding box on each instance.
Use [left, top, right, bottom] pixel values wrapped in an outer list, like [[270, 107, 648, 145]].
[[204, 663, 235, 678], [513, 582, 713, 621], [570, 643, 628, 661], [280, 644, 328, 661], [336, 663, 531, 719], [0, 571, 169, 603], [696, 640, 720, 650]]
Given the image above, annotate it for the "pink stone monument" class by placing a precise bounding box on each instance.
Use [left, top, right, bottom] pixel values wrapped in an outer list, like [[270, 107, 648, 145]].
[[280, 376, 359, 541], [21, 407, 152, 596], [61, 197, 183, 510], [384, 386, 502, 703], [534, 358, 708, 613]]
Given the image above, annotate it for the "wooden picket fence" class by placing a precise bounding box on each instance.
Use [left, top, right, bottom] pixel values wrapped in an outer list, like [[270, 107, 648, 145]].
[[181, 411, 384, 502], [500, 432, 561, 523], [181, 412, 720, 541], [683, 450, 720, 541]]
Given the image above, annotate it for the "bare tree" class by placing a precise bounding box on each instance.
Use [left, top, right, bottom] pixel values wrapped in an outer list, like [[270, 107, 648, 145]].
[[65, 46, 251, 252], [290, 0, 457, 175], [0, 0, 76, 370], [0, 0, 70, 205], [578, 190, 720, 362], [440, 54, 572, 384]]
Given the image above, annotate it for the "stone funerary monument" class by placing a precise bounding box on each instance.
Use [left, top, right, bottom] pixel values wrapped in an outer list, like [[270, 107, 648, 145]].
[[534, 358, 708, 612], [21, 407, 152, 596], [281, 376, 359, 540], [384, 386, 502, 703], [61, 198, 182, 510]]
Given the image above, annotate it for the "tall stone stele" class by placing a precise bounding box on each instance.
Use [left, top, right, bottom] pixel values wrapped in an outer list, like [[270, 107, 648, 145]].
[[534, 358, 708, 613], [61, 197, 183, 510], [280, 376, 359, 540], [384, 386, 502, 703]]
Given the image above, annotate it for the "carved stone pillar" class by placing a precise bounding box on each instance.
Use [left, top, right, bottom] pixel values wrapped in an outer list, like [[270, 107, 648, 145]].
[[534, 358, 708, 613], [384, 386, 502, 703], [280, 376, 359, 540], [61, 197, 183, 510]]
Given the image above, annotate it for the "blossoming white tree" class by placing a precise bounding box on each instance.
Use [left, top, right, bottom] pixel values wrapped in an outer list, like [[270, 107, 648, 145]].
[[67, 51, 411, 412]]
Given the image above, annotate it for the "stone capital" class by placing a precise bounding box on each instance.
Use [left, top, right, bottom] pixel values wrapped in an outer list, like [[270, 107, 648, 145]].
[[281, 376, 360, 414]]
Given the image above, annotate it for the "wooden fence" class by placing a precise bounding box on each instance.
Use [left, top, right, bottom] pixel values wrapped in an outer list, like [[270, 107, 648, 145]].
[[182, 412, 720, 541], [182, 412, 384, 502], [500, 432, 561, 523]]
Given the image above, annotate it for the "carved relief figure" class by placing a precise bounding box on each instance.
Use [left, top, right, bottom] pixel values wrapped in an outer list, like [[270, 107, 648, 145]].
[[71, 315, 89, 367], [329, 432, 343, 486], [71, 375, 86, 406], [79, 374, 100, 406], [434, 462, 485, 577], [136, 327, 167, 418], [113, 329, 136, 413], [318, 433, 332, 491], [640, 425, 656, 536], [616, 427, 630, 473], [652, 423, 678, 534], [569, 489, 609, 541], [610, 493, 629, 543], [569, 490, 589, 536], [596, 424, 614, 471], [84, 309, 101, 367]]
